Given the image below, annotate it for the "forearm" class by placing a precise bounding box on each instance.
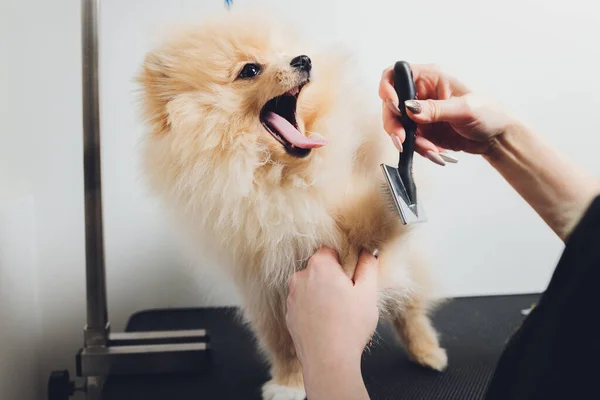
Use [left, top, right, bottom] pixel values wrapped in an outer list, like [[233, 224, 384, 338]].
[[484, 123, 600, 241], [302, 354, 370, 400]]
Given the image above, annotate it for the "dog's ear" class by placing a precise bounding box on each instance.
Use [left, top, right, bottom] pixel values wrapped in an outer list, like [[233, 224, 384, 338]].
[[143, 51, 171, 79], [136, 51, 174, 135]]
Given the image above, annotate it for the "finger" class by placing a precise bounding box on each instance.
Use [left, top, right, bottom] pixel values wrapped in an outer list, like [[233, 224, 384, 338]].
[[406, 63, 438, 82], [386, 63, 438, 90], [307, 246, 340, 271], [410, 63, 471, 97], [285, 298, 294, 327], [404, 97, 471, 125], [382, 63, 462, 106], [378, 67, 399, 106], [414, 136, 448, 166], [352, 249, 379, 293], [381, 64, 437, 105], [312, 246, 339, 261], [415, 135, 439, 155], [288, 272, 297, 297], [438, 151, 459, 163], [381, 64, 439, 113], [382, 102, 406, 143]]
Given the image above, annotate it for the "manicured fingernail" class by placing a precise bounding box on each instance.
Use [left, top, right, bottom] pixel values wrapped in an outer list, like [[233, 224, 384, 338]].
[[425, 150, 446, 166], [392, 135, 403, 152], [439, 152, 459, 163], [362, 247, 379, 259], [385, 99, 402, 117], [405, 100, 422, 114]]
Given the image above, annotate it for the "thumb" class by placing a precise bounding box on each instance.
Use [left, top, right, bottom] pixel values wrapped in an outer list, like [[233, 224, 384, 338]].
[[352, 249, 379, 292], [405, 97, 471, 124]]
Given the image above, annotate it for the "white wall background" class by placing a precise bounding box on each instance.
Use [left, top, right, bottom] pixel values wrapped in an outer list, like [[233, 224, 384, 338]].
[[1, 0, 599, 399]]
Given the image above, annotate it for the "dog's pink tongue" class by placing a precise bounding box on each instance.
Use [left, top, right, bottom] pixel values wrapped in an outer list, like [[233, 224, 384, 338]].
[[264, 112, 327, 149]]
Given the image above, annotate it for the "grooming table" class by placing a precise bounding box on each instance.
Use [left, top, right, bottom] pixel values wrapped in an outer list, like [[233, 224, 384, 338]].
[[102, 293, 538, 400]]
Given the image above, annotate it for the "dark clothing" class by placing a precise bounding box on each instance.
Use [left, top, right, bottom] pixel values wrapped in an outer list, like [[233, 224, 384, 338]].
[[485, 196, 600, 400]]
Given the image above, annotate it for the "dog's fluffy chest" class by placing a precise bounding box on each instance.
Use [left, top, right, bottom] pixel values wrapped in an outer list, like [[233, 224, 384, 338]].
[[235, 174, 399, 285]]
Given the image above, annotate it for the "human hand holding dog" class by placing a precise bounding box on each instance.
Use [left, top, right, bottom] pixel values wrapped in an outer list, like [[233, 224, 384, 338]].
[[286, 247, 378, 400], [379, 63, 516, 165]]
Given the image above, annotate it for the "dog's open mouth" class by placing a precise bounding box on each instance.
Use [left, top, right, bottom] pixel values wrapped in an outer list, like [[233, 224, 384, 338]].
[[260, 83, 326, 157]]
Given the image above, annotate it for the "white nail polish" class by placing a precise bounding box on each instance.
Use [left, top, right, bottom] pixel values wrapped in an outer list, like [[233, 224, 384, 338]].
[[392, 135, 403, 152], [439, 152, 459, 163], [386, 99, 402, 117], [425, 151, 446, 166]]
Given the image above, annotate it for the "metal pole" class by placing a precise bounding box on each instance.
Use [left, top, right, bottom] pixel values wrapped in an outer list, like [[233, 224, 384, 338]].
[[81, 0, 109, 347], [70, 2, 210, 390]]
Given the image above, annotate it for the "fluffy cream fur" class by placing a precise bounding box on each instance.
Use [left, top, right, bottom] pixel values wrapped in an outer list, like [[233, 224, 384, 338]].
[[137, 11, 447, 399]]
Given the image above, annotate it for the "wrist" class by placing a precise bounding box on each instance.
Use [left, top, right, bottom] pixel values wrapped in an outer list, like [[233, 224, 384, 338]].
[[301, 347, 362, 378], [302, 351, 368, 400], [299, 338, 364, 370], [483, 121, 530, 164]]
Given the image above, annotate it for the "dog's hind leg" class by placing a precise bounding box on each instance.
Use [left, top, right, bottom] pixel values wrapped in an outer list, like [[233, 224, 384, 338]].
[[391, 298, 448, 371], [379, 246, 448, 372]]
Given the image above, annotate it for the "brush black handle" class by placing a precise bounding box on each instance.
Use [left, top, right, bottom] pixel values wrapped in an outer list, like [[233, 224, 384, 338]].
[[393, 61, 418, 206]]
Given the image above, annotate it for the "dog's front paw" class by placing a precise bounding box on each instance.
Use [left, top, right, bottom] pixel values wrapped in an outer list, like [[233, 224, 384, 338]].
[[411, 346, 448, 372], [262, 381, 306, 400]]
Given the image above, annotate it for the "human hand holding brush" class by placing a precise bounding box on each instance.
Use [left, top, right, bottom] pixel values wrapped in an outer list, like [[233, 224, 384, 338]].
[[379, 62, 600, 240], [379, 64, 515, 165]]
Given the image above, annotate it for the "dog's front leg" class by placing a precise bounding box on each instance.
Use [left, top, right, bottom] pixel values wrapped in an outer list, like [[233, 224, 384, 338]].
[[243, 286, 306, 400]]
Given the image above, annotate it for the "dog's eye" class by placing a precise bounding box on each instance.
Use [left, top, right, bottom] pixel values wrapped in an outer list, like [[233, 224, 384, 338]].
[[238, 63, 261, 79]]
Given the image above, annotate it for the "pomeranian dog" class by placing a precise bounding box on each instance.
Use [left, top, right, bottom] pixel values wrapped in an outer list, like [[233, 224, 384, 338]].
[[137, 11, 446, 400]]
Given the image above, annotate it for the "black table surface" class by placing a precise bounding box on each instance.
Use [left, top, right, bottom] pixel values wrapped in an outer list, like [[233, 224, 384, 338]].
[[103, 294, 538, 400]]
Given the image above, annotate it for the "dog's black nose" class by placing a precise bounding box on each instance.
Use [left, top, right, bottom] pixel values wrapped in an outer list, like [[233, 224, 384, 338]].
[[290, 55, 312, 72]]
